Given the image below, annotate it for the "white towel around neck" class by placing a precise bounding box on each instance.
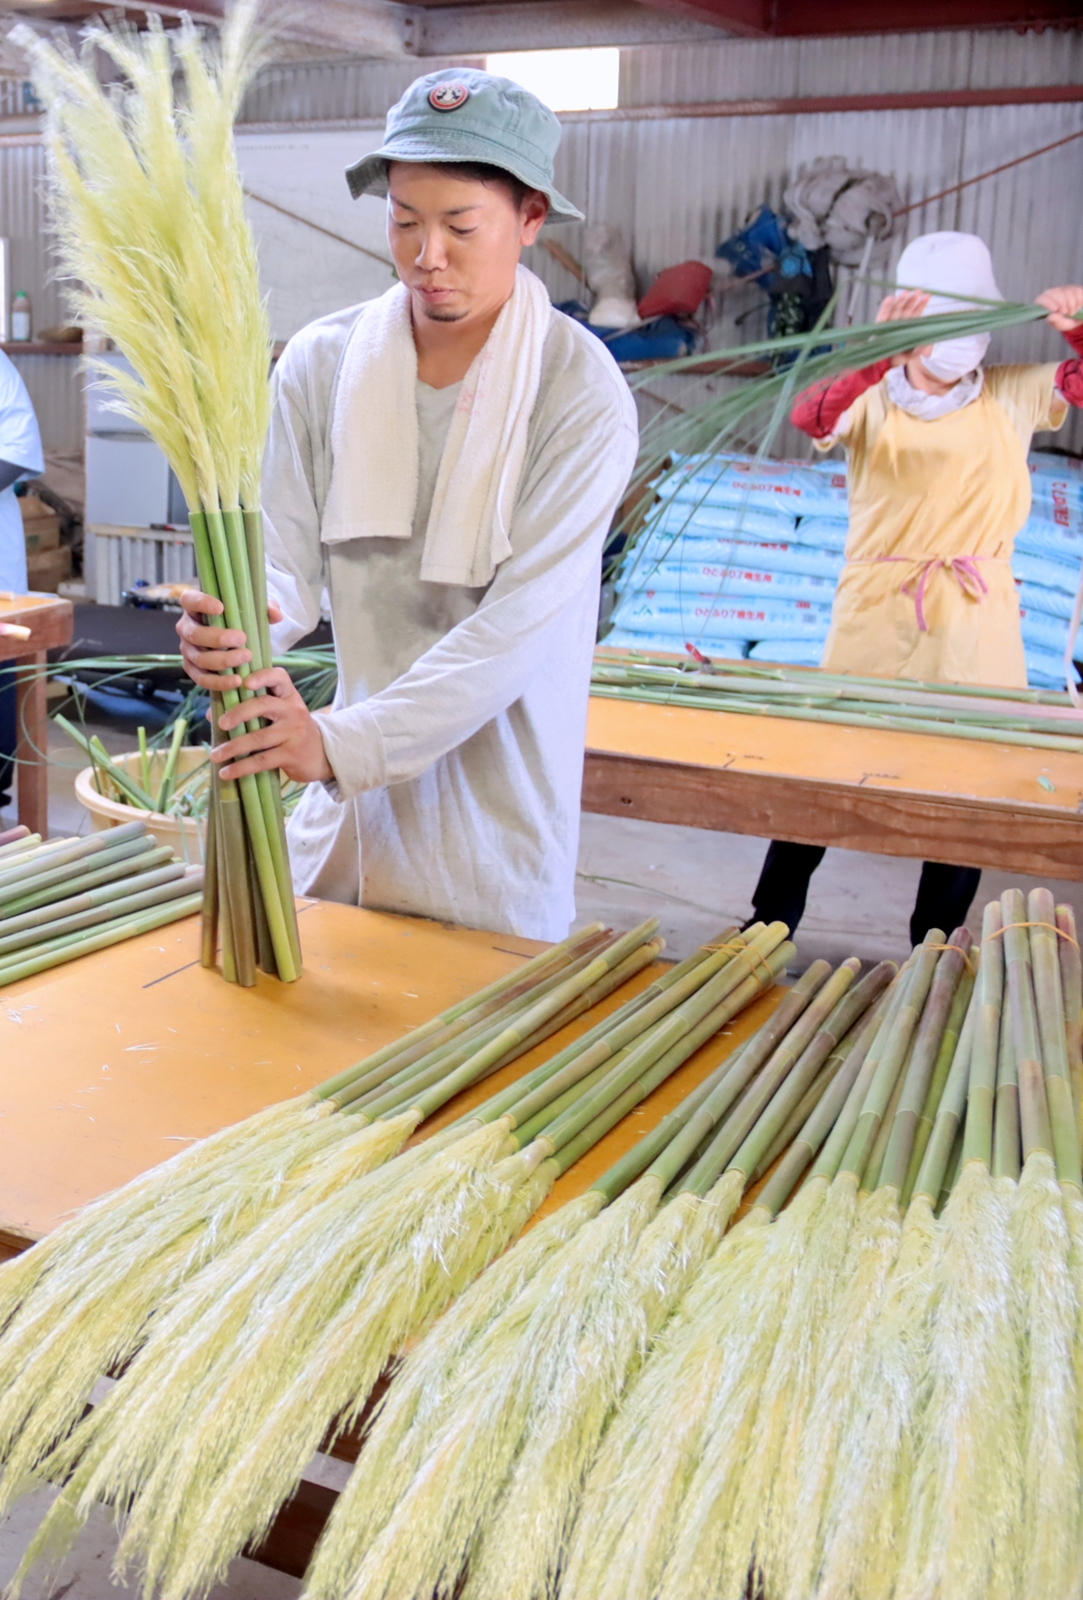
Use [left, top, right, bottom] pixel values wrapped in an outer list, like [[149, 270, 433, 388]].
[[320, 264, 553, 587]]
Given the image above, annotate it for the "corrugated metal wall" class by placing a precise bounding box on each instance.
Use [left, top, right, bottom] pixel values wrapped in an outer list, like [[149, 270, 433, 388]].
[[238, 54, 479, 124], [3, 27, 1083, 459], [619, 26, 1083, 102]]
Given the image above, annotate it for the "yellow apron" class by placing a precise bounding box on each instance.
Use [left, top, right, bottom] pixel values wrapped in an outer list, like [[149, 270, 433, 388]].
[[822, 365, 1065, 689]]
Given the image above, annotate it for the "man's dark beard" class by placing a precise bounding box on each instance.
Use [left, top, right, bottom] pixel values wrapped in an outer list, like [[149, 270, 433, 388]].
[[421, 304, 468, 323]]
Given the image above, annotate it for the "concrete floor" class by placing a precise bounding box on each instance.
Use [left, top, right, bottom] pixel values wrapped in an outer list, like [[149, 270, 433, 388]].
[[4, 724, 1083, 1596]]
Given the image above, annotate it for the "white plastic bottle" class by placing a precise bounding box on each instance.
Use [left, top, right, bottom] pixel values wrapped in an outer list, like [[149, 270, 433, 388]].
[[10, 291, 31, 342]]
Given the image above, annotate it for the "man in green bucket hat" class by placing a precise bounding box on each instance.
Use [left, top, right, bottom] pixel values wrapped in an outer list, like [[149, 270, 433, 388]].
[[178, 69, 639, 940]]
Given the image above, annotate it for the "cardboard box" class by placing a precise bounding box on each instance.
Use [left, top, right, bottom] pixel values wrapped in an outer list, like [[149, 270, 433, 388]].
[[20, 494, 62, 554], [26, 544, 72, 592], [18, 494, 53, 523], [24, 521, 60, 554]]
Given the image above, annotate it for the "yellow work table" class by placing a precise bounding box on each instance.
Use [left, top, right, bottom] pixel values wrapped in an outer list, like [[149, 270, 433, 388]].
[[0, 897, 779, 1576], [584, 692, 1083, 878]]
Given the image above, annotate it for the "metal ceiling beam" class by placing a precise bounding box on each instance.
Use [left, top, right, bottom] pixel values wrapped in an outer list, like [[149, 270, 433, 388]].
[[416, 0, 725, 52], [636, 0, 1083, 30], [627, 0, 769, 35], [0, 0, 421, 56]]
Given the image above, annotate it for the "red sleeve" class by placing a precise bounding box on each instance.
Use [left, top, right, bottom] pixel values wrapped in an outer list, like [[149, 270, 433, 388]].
[[1055, 321, 1083, 409], [791, 359, 892, 440]]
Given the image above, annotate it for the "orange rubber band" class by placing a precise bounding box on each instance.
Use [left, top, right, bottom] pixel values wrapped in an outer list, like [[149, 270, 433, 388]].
[[705, 936, 779, 985], [983, 920, 1081, 951], [926, 942, 976, 977]]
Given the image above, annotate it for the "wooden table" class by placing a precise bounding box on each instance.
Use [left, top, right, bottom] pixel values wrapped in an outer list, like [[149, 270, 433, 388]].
[[0, 592, 73, 837], [0, 897, 780, 1575], [584, 694, 1083, 879]]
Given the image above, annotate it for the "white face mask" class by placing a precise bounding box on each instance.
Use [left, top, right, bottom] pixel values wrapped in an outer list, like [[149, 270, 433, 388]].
[[922, 333, 990, 382]]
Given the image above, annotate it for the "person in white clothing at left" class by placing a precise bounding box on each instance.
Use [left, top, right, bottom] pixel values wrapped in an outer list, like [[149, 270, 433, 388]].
[[0, 351, 44, 815], [175, 69, 639, 940]]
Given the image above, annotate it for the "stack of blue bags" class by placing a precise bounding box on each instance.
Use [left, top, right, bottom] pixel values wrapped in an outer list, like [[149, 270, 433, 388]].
[[606, 454, 848, 665], [605, 450, 1083, 691], [1015, 454, 1083, 687]]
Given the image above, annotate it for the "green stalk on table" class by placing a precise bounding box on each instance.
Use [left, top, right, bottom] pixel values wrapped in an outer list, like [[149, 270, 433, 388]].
[[0, 919, 664, 1536], [11, 923, 785, 1600]]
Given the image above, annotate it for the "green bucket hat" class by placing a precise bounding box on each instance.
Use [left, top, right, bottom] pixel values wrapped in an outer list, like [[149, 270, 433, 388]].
[[345, 67, 584, 223]]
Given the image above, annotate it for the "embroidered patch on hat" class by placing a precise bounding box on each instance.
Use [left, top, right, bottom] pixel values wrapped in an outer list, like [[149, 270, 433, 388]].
[[429, 82, 470, 112]]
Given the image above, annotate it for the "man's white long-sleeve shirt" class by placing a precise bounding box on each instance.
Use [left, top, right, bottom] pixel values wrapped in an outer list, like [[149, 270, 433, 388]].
[[263, 300, 638, 940]]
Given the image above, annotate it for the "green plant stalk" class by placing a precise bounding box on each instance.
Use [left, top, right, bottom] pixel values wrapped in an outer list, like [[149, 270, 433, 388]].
[[1028, 886, 1082, 1186], [913, 985, 977, 1204], [335, 933, 630, 1115], [156, 714, 188, 814], [939, 1124, 966, 1210], [638, 961, 837, 1185], [338, 937, 650, 1118], [365, 920, 661, 1125], [863, 1036, 916, 1193], [334, 929, 620, 1111], [0, 893, 203, 989], [518, 930, 790, 1154], [805, 959, 918, 1186], [582, 1040, 768, 1208], [752, 1035, 850, 1181], [138, 724, 151, 796], [592, 651, 1075, 711], [425, 931, 764, 1137], [660, 959, 891, 1193], [497, 928, 777, 1131], [751, 985, 889, 1209], [993, 989, 1021, 1182], [505, 941, 757, 1148], [0, 841, 170, 919], [242, 507, 274, 666], [0, 874, 201, 960], [0, 837, 78, 877], [1002, 887, 1055, 1163], [51, 713, 158, 811], [676, 962, 874, 1196], [554, 943, 794, 1182], [673, 958, 836, 1181], [201, 785, 219, 971], [445, 940, 668, 1112], [963, 900, 1005, 1169], [592, 664, 1083, 742], [88, 735, 161, 812], [0, 862, 188, 949], [454, 926, 749, 1130], [0, 821, 147, 897], [755, 993, 892, 1216], [217, 771, 256, 988], [194, 505, 299, 982], [1057, 903, 1083, 1132], [0, 832, 41, 861], [706, 961, 895, 1196], [839, 933, 945, 1185], [247, 825, 276, 977], [314, 921, 608, 1102], [901, 965, 975, 1207], [229, 506, 303, 978], [877, 930, 972, 1195], [216, 780, 237, 986], [589, 683, 1083, 757]]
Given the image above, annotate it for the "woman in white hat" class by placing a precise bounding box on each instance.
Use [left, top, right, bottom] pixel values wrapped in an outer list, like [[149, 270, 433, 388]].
[[749, 231, 1083, 943]]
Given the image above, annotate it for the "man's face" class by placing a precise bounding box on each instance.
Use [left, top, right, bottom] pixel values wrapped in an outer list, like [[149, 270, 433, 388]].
[[387, 162, 548, 328]]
